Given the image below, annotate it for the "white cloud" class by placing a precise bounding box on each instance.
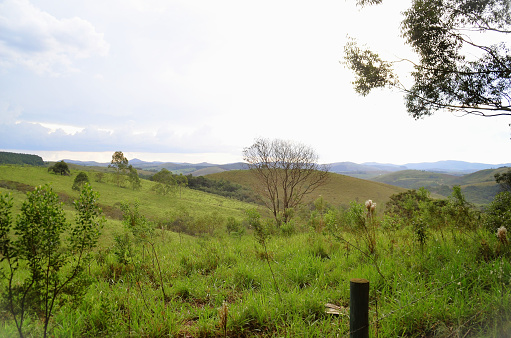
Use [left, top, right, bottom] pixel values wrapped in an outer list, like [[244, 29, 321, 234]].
[[0, 0, 109, 75], [0, 0, 509, 165]]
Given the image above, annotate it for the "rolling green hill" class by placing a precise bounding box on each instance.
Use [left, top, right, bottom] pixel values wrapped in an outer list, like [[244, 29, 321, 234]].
[[207, 170, 407, 208], [371, 167, 509, 205], [0, 165, 256, 228]]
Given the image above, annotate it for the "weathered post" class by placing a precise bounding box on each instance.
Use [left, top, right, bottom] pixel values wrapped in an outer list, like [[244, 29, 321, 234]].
[[350, 278, 369, 338]]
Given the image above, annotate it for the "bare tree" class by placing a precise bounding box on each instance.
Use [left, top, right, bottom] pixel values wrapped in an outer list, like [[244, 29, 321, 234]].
[[243, 138, 330, 226]]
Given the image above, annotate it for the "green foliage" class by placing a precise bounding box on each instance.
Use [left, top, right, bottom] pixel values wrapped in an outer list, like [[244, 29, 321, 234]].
[[343, 38, 396, 96], [280, 220, 296, 237], [152, 168, 177, 195], [187, 175, 258, 203], [346, 201, 365, 229], [108, 151, 129, 187], [0, 151, 44, 166], [246, 208, 267, 246], [94, 171, 105, 183], [0, 184, 103, 338], [127, 165, 141, 191], [446, 186, 477, 230], [48, 160, 70, 176], [72, 172, 90, 191], [323, 208, 344, 233], [483, 191, 511, 233], [346, 0, 511, 118], [385, 188, 432, 222], [193, 211, 224, 236], [120, 200, 153, 241], [226, 216, 244, 236], [4, 164, 511, 335], [385, 188, 447, 247], [495, 169, 511, 192]]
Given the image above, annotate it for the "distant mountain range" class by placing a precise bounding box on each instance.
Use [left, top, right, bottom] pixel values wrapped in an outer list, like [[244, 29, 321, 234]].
[[328, 160, 510, 179], [63, 158, 248, 175], [62, 158, 510, 178]]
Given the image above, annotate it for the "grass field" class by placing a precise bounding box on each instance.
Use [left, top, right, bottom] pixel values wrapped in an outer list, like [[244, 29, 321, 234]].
[[0, 164, 510, 337], [208, 170, 406, 209], [0, 165, 254, 220], [371, 168, 508, 205]]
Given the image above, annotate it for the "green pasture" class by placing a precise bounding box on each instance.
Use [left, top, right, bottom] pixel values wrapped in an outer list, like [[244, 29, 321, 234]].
[[0, 165, 255, 222], [0, 164, 510, 337]]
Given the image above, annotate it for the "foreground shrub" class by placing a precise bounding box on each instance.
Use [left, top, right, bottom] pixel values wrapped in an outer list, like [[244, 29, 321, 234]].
[[484, 191, 511, 233], [0, 184, 104, 338]]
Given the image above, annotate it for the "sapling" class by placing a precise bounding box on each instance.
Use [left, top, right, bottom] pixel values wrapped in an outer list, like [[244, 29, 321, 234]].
[[0, 184, 104, 338], [246, 208, 281, 300]]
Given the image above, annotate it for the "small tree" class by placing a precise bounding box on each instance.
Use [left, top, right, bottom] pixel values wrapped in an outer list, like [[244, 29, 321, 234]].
[[152, 168, 177, 195], [0, 184, 104, 338], [484, 191, 511, 233], [175, 174, 188, 198], [109, 151, 129, 187], [94, 171, 105, 183], [243, 138, 329, 226], [495, 169, 511, 192], [128, 165, 142, 191], [48, 160, 70, 176], [446, 185, 476, 230], [72, 172, 90, 191]]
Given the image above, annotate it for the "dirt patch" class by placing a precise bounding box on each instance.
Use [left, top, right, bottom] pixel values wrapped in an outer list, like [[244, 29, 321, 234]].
[[100, 204, 124, 220], [0, 180, 34, 193]]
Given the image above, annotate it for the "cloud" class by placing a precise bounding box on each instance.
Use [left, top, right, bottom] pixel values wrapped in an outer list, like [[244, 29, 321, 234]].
[[0, 0, 109, 75], [0, 120, 232, 154]]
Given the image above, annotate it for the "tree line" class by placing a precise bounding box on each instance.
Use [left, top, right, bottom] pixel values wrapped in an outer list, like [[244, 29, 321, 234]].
[[0, 151, 44, 166]]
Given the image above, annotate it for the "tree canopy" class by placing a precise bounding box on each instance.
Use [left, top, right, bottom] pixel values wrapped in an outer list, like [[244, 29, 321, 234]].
[[48, 160, 70, 176], [344, 0, 511, 118], [152, 168, 176, 195], [72, 172, 90, 191], [109, 151, 129, 187], [495, 168, 511, 192], [0, 151, 44, 166], [109, 151, 128, 172]]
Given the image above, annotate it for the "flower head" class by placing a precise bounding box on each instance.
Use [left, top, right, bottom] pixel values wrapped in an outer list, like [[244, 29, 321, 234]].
[[365, 200, 373, 211], [497, 226, 508, 244]]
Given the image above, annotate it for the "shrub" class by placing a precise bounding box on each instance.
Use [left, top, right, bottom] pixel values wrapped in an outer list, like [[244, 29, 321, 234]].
[[72, 171, 90, 191], [48, 160, 70, 176], [483, 191, 511, 233], [226, 216, 244, 235], [0, 184, 103, 338]]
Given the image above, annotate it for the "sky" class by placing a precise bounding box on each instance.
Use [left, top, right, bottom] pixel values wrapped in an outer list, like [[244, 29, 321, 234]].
[[0, 0, 509, 165]]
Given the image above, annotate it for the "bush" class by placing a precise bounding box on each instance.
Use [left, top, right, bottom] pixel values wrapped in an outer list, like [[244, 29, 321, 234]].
[[483, 191, 511, 233], [0, 184, 103, 337], [48, 160, 70, 176], [280, 221, 296, 237], [72, 172, 90, 191], [226, 216, 244, 235]]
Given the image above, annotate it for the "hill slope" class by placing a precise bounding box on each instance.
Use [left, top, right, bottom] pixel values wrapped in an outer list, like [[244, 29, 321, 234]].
[[0, 165, 256, 224], [371, 167, 509, 205], [207, 170, 406, 208]]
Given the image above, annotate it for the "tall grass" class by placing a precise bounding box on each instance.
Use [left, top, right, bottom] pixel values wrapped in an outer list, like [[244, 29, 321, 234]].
[[0, 165, 510, 336], [0, 225, 508, 337]]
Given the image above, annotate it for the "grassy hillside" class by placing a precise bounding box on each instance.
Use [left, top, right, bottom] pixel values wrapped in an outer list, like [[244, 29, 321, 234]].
[[1, 165, 511, 337], [0, 165, 257, 227], [208, 170, 407, 208], [371, 167, 509, 205]]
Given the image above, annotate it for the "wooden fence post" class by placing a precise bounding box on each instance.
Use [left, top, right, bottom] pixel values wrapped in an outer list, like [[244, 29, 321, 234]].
[[350, 278, 369, 338]]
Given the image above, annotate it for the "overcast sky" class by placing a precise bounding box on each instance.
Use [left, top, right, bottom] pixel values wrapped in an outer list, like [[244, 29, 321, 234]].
[[0, 0, 509, 165]]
